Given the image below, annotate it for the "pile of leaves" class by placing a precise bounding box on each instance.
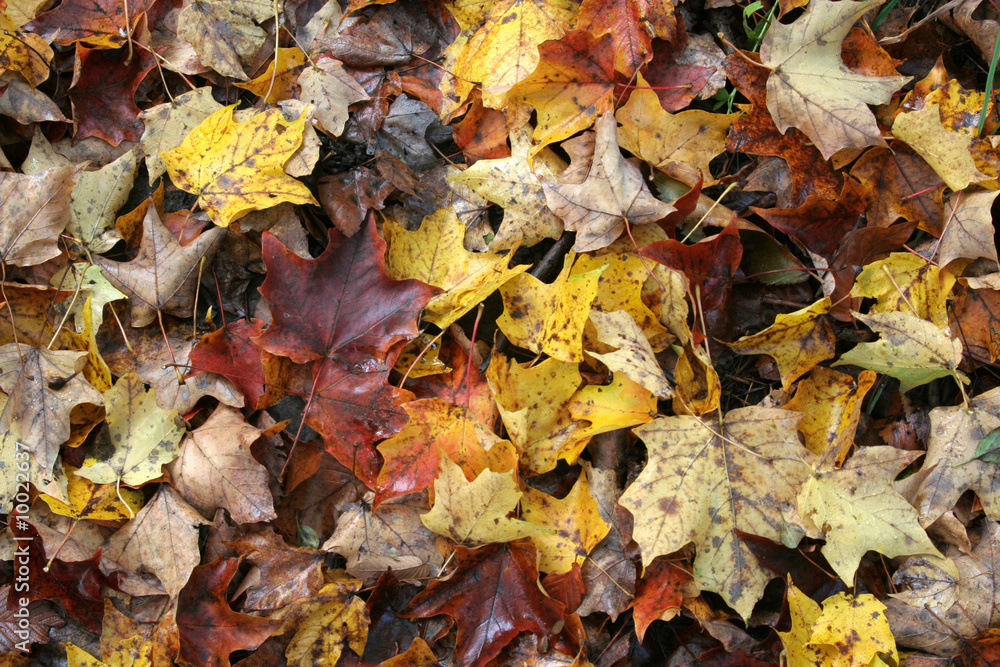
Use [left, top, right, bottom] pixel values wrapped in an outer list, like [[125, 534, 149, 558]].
[[3, 0, 1000, 662]]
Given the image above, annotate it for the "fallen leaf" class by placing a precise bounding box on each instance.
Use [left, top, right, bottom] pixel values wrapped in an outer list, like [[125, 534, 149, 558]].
[[850, 143, 944, 232], [587, 310, 673, 398], [0, 345, 103, 474], [851, 252, 955, 327], [403, 542, 564, 667], [616, 74, 737, 186], [798, 446, 941, 584], [575, 0, 676, 75], [936, 190, 1000, 269], [69, 44, 156, 146], [323, 495, 446, 584], [177, 0, 271, 80], [726, 296, 836, 390], [833, 311, 965, 393], [759, 0, 909, 159], [276, 574, 369, 667], [892, 103, 989, 191], [77, 372, 184, 488], [225, 530, 324, 611], [521, 466, 611, 574], [384, 207, 529, 328], [784, 367, 876, 464], [543, 113, 674, 252], [25, 0, 155, 48], [176, 558, 280, 667], [420, 456, 547, 545], [504, 30, 617, 153], [497, 252, 604, 362], [629, 559, 691, 641], [67, 149, 137, 254], [298, 56, 369, 137], [0, 165, 78, 267], [161, 106, 317, 227], [907, 386, 1000, 526], [40, 466, 143, 522], [620, 407, 814, 618], [809, 591, 898, 667], [138, 86, 224, 185], [167, 405, 275, 524], [375, 398, 499, 505], [93, 204, 224, 327], [447, 125, 565, 250], [104, 484, 208, 600]]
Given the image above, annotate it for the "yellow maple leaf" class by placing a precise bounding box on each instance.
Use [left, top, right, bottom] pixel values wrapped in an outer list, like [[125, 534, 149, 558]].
[[587, 310, 673, 399], [76, 372, 185, 488], [420, 455, 549, 544], [779, 583, 839, 667], [785, 367, 876, 464], [41, 465, 144, 521], [497, 252, 604, 362], [726, 296, 836, 390], [616, 73, 738, 187], [833, 311, 966, 393], [809, 591, 898, 667], [522, 466, 611, 574], [278, 575, 369, 667], [892, 103, 989, 191], [852, 252, 955, 328], [798, 446, 942, 585], [384, 207, 529, 328], [161, 105, 317, 227], [235, 47, 308, 104], [620, 407, 814, 618]]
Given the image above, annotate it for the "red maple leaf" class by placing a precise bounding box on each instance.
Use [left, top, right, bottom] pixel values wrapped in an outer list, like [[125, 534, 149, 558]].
[[26, 0, 159, 48], [8, 521, 123, 633], [69, 43, 156, 145], [176, 558, 280, 667], [403, 542, 564, 667], [255, 216, 437, 364], [189, 318, 272, 410]]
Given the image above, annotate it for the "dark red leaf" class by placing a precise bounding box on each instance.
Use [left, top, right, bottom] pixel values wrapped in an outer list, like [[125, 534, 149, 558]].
[[403, 543, 564, 667], [69, 43, 156, 145]]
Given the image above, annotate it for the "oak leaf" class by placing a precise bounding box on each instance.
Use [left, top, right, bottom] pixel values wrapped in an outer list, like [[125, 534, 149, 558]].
[[798, 446, 941, 585], [402, 542, 564, 667], [93, 205, 224, 328], [542, 113, 674, 252], [620, 407, 814, 618], [759, 0, 909, 159], [0, 345, 103, 474], [167, 405, 275, 524], [161, 106, 317, 227], [833, 311, 965, 393], [726, 297, 836, 390], [384, 207, 529, 328]]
